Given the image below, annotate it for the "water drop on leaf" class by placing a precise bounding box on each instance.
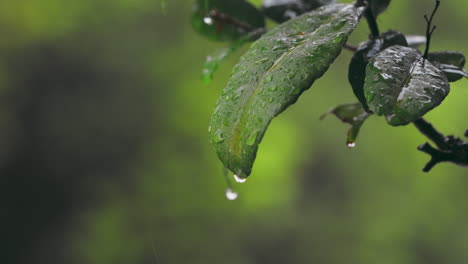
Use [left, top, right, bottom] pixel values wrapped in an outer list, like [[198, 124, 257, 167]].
[[347, 142, 356, 148], [233, 174, 247, 183], [213, 129, 225, 143]]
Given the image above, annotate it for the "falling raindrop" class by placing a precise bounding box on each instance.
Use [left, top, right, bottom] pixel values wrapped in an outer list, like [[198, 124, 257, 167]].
[[225, 188, 238, 200], [347, 142, 356, 148], [203, 17, 214, 25], [234, 174, 247, 183]]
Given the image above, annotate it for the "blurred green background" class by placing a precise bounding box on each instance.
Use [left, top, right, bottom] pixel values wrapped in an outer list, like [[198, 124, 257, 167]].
[[1, 0, 468, 263]]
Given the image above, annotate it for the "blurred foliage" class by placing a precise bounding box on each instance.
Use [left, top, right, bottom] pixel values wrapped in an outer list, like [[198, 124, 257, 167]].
[[1, 0, 468, 264]]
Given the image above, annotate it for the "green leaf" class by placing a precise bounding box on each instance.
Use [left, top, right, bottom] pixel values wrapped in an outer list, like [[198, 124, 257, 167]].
[[348, 30, 407, 111], [427, 51, 467, 82], [261, 0, 336, 23], [320, 102, 371, 147], [202, 29, 265, 83], [192, 0, 265, 42], [209, 4, 362, 177], [364, 45, 450, 126], [369, 0, 391, 17]]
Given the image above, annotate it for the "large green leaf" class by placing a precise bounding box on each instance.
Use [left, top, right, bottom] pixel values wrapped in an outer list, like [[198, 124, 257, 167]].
[[209, 4, 362, 178], [262, 0, 336, 23], [427, 51, 467, 82], [364, 45, 450, 126], [192, 0, 265, 42]]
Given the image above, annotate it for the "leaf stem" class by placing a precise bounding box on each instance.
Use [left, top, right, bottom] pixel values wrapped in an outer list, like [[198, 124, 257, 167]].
[[363, 2, 380, 38], [423, 0, 441, 59]]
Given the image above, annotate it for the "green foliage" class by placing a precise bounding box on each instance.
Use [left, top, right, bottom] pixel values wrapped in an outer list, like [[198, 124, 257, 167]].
[[192, 0, 468, 176], [348, 30, 407, 111], [427, 51, 468, 82], [364, 45, 449, 126], [208, 4, 362, 178]]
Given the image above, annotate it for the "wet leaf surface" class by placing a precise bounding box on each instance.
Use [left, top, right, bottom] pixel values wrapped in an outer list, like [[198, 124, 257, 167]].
[[427, 51, 467, 82], [209, 4, 362, 177], [348, 30, 407, 111], [364, 45, 450, 126]]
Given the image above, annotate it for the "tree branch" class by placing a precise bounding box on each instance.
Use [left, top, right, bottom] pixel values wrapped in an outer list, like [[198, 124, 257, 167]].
[[423, 0, 441, 59], [413, 118, 468, 172]]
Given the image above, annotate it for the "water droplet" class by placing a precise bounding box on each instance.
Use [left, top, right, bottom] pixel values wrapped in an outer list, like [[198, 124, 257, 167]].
[[347, 142, 356, 148], [246, 131, 259, 146], [213, 129, 224, 144], [268, 86, 278, 91], [233, 174, 247, 183], [255, 58, 269, 64], [203, 17, 213, 25], [263, 75, 272, 84], [225, 188, 238, 200]]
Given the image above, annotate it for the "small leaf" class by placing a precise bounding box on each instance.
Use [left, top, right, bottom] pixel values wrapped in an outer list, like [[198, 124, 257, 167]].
[[369, 0, 391, 17], [427, 51, 467, 82], [202, 29, 265, 83], [364, 45, 450, 126], [320, 102, 371, 146], [209, 4, 363, 177], [192, 0, 265, 42], [348, 30, 407, 111], [262, 0, 336, 23]]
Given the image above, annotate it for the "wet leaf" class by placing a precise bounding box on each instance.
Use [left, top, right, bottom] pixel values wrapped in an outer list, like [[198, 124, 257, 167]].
[[320, 102, 371, 146], [209, 4, 362, 177], [348, 30, 407, 111], [202, 29, 265, 83], [427, 51, 467, 82], [192, 0, 265, 42], [262, 0, 336, 23], [364, 45, 450, 126]]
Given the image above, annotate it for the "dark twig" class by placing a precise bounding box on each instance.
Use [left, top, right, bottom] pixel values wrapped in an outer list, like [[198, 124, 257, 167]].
[[344, 43, 358, 52], [413, 118, 468, 172], [423, 0, 441, 59], [364, 6, 380, 38], [413, 118, 449, 150]]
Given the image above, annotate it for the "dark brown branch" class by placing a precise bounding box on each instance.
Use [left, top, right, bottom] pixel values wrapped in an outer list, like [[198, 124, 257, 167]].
[[364, 5, 380, 38], [413, 118, 468, 172], [423, 0, 441, 59], [344, 43, 358, 52]]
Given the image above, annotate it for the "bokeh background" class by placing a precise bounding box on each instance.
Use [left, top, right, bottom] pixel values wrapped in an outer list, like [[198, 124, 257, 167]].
[[1, 0, 468, 263]]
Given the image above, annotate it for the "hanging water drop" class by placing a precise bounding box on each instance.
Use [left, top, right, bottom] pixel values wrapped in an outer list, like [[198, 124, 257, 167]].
[[347, 142, 356, 148], [225, 188, 238, 200], [203, 16, 214, 25], [233, 174, 247, 183]]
